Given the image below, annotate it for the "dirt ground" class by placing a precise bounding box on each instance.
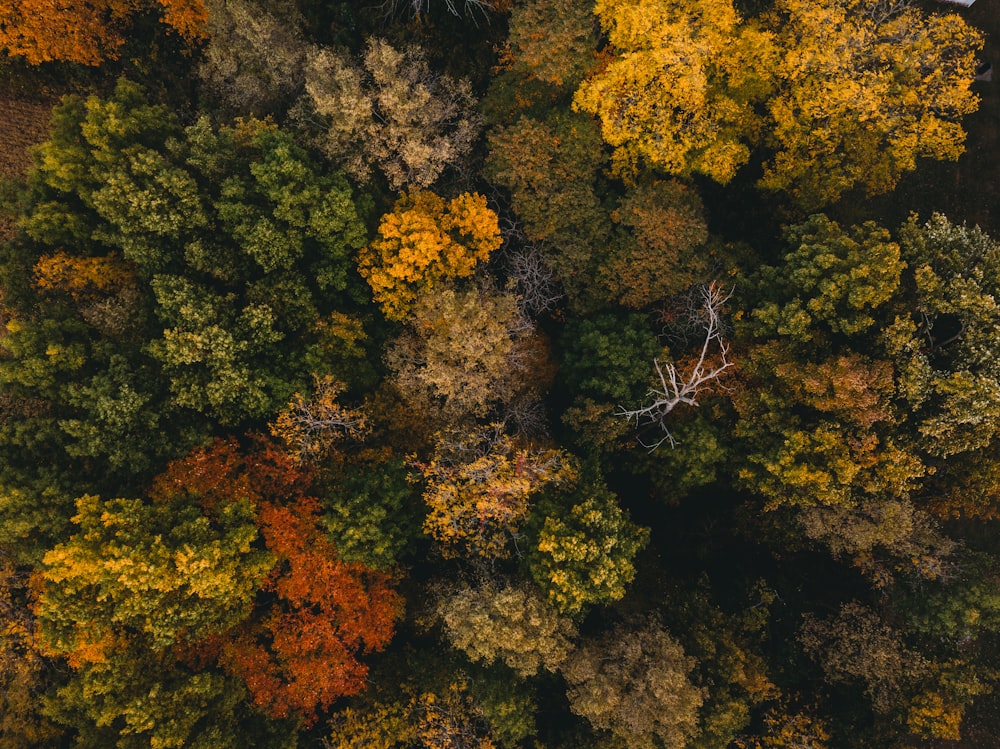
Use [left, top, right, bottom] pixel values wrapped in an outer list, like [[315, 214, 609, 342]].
[[0, 96, 54, 240]]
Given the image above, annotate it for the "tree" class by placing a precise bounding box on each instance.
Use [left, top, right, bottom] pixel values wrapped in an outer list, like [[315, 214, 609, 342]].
[[418, 426, 574, 559], [762, 0, 983, 207], [736, 703, 831, 749], [561, 618, 705, 749], [749, 215, 904, 342], [573, 0, 776, 182], [0, 553, 62, 747], [0, 0, 208, 65], [621, 283, 734, 448], [40, 639, 266, 749], [484, 109, 612, 310], [434, 578, 577, 676], [270, 374, 368, 463], [299, 38, 480, 190], [29, 440, 278, 747], [12, 81, 370, 429], [527, 473, 649, 614], [886, 214, 1000, 459], [319, 448, 422, 570], [197, 0, 309, 119], [358, 191, 501, 321], [35, 490, 271, 657], [799, 602, 929, 713], [220, 442, 402, 726], [501, 0, 599, 88], [604, 179, 710, 309], [386, 285, 546, 427]]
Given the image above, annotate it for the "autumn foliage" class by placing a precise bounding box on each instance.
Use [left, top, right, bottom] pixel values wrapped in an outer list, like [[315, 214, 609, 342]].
[[359, 191, 502, 321], [0, 0, 208, 65], [218, 442, 401, 726]]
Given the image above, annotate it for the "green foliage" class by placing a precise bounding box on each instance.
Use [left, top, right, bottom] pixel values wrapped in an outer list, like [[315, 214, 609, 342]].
[[527, 472, 650, 614], [484, 108, 612, 310], [750, 215, 903, 342], [9, 80, 370, 432], [558, 312, 663, 406], [636, 411, 732, 503], [503, 0, 599, 88], [465, 665, 539, 749], [889, 214, 1000, 458], [320, 452, 420, 570], [41, 641, 296, 749]]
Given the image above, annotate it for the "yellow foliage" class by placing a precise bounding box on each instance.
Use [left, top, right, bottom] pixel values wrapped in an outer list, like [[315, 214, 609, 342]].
[[420, 428, 575, 559], [33, 252, 134, 299], [414, 683, 497, 749], [359, 191, 502, 320], [327, 702, 414, 749], [270, 374, 369, 462], [574, 0, 776, 182], [906, 691, 963, 741], [762, 0, 983, 206]]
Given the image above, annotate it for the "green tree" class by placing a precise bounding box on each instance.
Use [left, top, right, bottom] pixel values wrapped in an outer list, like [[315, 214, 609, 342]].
[[749, 215, 904, 342], [7, 80, 370, 433], [484, 109, 612, 310], [502, 0, 599, 88], [527, 472, 649, 614]]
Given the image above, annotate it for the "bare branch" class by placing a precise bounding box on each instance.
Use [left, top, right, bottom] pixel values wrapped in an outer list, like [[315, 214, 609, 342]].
[[618, 282, 734, 449]]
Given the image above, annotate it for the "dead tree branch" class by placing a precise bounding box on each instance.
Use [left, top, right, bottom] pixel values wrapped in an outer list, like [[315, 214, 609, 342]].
[[618, 282, 733, 449]]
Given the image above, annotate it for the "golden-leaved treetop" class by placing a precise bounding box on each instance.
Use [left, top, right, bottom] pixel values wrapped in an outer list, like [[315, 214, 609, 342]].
[[573, 0, 777, 182], [762, 0, 983, 206], [0, 0, 207, 65], [358, 191, 501, 321]]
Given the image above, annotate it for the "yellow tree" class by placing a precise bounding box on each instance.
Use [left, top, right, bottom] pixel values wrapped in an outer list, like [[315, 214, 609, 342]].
[[418, 427, 574, 559], [573, 0, 777, 182], [358, 191, 502, 321], [762, 0, 983, 207]]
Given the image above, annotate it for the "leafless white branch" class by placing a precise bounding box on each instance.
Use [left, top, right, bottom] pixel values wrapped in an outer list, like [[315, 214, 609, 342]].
[[618, 282, 734, 449]]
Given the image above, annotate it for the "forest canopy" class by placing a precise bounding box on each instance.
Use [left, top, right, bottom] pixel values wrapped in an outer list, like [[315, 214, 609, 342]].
[[0, 0, 997, 747]]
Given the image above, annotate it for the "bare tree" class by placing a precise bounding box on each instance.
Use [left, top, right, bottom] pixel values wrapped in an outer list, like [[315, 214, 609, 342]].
[[619, 282, 733, 449]]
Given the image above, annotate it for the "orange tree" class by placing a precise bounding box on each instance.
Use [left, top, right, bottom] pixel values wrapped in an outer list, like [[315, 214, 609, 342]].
[[0, 0, 208, 65]]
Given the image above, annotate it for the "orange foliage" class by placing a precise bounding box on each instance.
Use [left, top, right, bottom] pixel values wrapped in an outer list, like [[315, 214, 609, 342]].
[[151, 438, 400, 725], [0, 0, 207, 66], [358, 191, 501, 321], [149, 437, 260, 513], [218, 442, 401, 726]]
